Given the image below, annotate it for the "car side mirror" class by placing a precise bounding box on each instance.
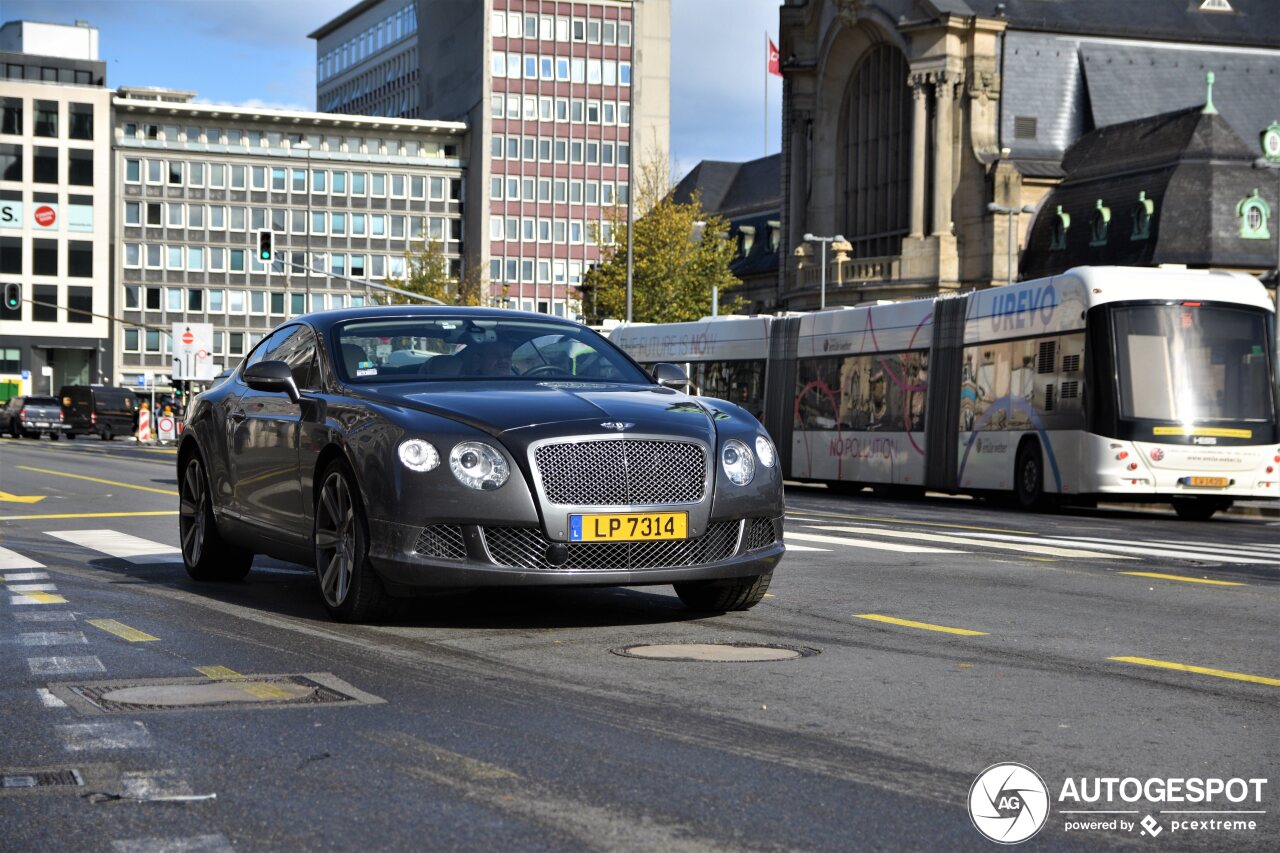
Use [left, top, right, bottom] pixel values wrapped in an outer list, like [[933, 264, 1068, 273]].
[[652, 362, 690, 390], [243, 360, 300, 404]]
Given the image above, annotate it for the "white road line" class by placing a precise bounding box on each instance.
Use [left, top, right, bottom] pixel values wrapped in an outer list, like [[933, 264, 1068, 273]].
[[112, 835, 233, 853], [19, 631, 87, 647], [28, 655, 105, 676], [46, 529, 180, 564], [58, 720, 151, 752], [3, 572, 51, 581], [0, 548, 46, 569], [8, 583, 58, 592], [120, 770, 195, 799], [783, 542, 832, 552], [37, 687, 67, 708], [1135, 539, 1280, 558], [784, 531, 962, 554], [15, 611, 76, 622], [804, 525, 1126, 560], [959, 532, 1280, 565]]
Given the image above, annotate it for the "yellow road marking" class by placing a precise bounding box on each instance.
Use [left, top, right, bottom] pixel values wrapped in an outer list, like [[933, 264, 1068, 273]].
[[139, 449, 178, 455], [192, 665, 295, 700], [1026, 557, 1057, 562], [0, 489, 45, 504], [87, 619, 159, 642], [853, 613, 988, 636], [1119, 571, 1244, 587], [0, 511, 179, 522], [1108, 657, 1280, 687], [16, 592, 67, 604], [15, 466, 178, 496], [786, 508, 1035, 536]]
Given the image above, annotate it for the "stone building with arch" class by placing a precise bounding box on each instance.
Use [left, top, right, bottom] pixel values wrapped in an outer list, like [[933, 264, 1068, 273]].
[[776, 0, 1280, 309]]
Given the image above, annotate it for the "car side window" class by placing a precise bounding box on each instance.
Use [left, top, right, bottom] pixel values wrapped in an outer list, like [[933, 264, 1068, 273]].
[[268, 326, 320, 391], [242, 328, 287, 374]]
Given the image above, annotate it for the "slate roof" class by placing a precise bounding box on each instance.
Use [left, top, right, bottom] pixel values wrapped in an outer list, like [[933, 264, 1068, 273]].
[[937, 0, 1280, 47], [672, 154, 781, 217], [1020, 105, 1277, 279]]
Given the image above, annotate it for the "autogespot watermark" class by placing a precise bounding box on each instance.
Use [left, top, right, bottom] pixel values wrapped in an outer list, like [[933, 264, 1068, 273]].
[[967, 765, 1268, 844]]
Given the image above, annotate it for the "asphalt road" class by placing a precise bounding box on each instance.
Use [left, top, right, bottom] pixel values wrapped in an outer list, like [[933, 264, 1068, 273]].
[[0, 435, 1276, 852]]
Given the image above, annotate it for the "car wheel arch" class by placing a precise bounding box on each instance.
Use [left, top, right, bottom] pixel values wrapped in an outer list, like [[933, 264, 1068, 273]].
[[312, 442, 366, 511]]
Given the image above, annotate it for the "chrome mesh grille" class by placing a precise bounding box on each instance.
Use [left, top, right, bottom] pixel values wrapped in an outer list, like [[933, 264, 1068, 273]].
[[482, 522, 740, 572], [414, 524, 467, 560], [534, 439, 707, 505], [745, 517, 780, 551]]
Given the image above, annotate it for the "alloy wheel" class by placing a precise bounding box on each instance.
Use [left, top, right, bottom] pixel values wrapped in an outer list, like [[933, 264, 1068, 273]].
[[179, 458, 207, 566], [316, 472, 356, 607]]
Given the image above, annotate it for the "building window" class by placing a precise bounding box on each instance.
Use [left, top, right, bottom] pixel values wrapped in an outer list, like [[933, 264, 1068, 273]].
[[1089, 199, 1111, 247], [837, 44, 911, 259], [1049, 205, 1071, 250], [69, 150, 93, 186], [33, 239, 57, 276], [68, 241, 92, 277], [124, 328, 140, 352], [32, 284, 57, 321], [0, 98, 20, 134], [33, 147, 57, 183], [1237, 189, 1271, 239], [34, 101, 58, 137], [169, 161, 183, 185], [67, 286, 92, 322], [69, 104, 94, 140], [1130, 191, 1154, 241]]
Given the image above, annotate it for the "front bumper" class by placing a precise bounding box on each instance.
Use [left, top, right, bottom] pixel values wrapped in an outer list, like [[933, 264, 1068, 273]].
[[366, 515, 784, 592]]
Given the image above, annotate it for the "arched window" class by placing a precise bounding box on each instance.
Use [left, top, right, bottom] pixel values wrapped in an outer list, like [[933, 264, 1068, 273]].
[[837, 45, 911, 258]]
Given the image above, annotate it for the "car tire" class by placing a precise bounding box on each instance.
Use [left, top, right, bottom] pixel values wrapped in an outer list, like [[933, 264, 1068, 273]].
[[7, 420, 18, 438], [51, 431, 62, 441], [674, 570, 773, 612], [1014, 440, 1044, 510], [101, 425, 113, 441], [314, 459, 388, 623], [1171, 497, 1230, 521], [179, 453, 253, 582]]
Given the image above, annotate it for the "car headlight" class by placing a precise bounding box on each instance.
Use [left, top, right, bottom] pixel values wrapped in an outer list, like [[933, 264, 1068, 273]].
[[450, 441, 509, 490], [721, 439, 755, 486], [398, 439, 440, 472], [755, 435, 776, 468]]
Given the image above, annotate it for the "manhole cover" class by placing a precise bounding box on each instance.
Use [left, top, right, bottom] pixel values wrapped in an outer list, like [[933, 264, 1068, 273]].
[[612, 643, 819, 662], [49, 673, 384, 715]]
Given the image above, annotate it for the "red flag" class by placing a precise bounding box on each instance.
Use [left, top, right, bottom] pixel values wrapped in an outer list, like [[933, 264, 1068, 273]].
[[767, 38, 782, 77]]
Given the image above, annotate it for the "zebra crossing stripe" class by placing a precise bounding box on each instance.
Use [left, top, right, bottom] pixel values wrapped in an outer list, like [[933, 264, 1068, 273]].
[[950, 532, 1280, 565], [784, 531, 962, 554], [804, 524, 1125, 560], [1066, 535, 1280, 562], [45, 530, 180, 563], [0, 547, 45, 571]]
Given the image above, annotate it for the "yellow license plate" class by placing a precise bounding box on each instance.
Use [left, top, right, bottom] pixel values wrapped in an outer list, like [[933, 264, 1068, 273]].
[[569, 512, 688, 542], [1186, 476, 1229, 488]]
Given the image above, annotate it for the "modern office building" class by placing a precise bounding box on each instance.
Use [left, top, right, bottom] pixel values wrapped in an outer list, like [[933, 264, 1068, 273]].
[[111, 87, 466, 387], [311, 0, 671, 317], [0, 20, 111, 398]]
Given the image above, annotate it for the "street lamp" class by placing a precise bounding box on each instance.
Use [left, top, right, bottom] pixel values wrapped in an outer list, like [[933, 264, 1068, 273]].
[[795, 232, 851, 310], [987, 202, 1038, 286]]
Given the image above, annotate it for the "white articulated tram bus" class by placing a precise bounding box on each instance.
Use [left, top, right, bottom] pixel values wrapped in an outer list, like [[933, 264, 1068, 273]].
[[612, 267, 1279, 520]]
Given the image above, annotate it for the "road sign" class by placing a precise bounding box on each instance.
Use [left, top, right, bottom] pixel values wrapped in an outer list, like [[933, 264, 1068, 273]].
[[171, 322, 216, 382], [40, 366, 52, 377]]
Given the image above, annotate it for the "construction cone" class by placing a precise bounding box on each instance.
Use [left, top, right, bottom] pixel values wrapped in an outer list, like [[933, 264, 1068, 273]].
[[137, 402, 152, 442]]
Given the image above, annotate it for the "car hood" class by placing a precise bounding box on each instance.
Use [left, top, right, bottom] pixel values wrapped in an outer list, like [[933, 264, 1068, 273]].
[[354, 381, 720, 441]]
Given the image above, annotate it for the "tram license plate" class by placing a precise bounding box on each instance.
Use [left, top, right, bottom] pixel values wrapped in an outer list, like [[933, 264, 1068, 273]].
[[569, 512, 688, 542], [1186, 476, 1229, 488]]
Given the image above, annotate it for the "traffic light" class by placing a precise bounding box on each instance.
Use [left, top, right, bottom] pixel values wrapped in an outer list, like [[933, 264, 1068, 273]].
[[2, 282, 19, 312], [257, 229, 273, 262]]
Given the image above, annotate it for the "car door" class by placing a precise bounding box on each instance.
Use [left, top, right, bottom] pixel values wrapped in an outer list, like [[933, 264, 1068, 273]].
[[228, 325, 315, 540]]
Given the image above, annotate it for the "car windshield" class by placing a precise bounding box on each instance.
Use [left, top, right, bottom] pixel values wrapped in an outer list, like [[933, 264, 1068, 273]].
[[333, 316, 652, 385]]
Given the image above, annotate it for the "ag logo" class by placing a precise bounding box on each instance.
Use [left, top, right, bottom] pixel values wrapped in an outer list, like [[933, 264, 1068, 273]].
[[968, 762, 1050, 844]]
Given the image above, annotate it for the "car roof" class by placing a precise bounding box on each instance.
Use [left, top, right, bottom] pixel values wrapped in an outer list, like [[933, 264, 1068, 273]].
[[294, 305, 588, 335]]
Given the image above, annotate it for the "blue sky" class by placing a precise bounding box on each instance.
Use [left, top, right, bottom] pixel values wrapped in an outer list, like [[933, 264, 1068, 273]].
[[8, 0, 782, 179]]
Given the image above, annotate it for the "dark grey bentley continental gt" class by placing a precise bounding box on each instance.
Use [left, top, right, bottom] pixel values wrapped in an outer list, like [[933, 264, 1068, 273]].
[[176, 307, 785, 622]]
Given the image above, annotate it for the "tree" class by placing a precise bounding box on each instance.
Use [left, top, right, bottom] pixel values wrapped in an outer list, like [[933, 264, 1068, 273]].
[[581, 159, 742, 324], [385, 233, 486, 306]]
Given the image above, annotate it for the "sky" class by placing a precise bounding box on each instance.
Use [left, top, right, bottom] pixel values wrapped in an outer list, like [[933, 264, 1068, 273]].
[[7, 0, 784, 180]]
